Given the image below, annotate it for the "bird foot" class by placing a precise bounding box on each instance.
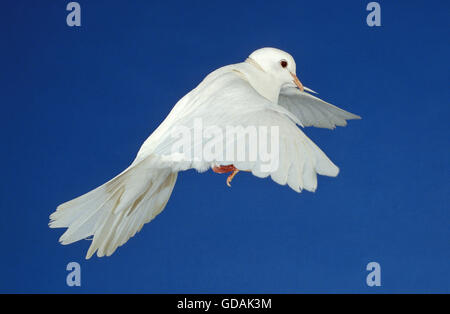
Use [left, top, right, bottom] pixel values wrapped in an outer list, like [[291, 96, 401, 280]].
[[212, 165, 240, 187]]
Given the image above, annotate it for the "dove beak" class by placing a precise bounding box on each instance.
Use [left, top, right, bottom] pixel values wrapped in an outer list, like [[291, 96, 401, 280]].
[[290, 73, 304, 92]]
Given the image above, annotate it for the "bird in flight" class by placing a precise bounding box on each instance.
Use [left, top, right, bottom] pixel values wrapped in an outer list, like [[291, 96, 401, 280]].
[[49, 47, 360, 259]]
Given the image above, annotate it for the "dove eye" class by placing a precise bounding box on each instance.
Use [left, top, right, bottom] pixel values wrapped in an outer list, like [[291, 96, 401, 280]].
[[280, 60, 288, 68]]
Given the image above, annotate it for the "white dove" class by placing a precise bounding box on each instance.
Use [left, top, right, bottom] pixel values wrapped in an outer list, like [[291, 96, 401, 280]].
[[49, 47, 360, 259]]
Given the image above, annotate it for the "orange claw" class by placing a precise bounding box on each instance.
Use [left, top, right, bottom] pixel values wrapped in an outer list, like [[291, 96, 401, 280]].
[[212, 165, 240, 187], [226, 169, 240, 187]]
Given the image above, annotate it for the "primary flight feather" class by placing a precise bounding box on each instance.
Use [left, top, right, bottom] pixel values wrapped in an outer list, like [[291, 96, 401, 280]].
[[49, 47, 360, 259]]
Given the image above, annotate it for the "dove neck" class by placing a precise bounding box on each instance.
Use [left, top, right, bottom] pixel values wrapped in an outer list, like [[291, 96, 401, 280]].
[[243, 58, 281, 104]]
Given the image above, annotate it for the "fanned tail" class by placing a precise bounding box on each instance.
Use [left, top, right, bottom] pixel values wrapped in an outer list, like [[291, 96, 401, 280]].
[[49, 157, 177, 259]]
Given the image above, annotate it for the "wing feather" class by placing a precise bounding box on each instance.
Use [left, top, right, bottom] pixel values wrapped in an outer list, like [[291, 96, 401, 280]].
[[278, 86, 361, 129]]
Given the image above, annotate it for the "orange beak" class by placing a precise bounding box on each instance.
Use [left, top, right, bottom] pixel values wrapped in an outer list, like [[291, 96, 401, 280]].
[[290, 73, 304, 92]]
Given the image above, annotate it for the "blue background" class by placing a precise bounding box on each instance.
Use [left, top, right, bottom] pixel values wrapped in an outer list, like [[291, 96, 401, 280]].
[[1, 1, 448, 293]]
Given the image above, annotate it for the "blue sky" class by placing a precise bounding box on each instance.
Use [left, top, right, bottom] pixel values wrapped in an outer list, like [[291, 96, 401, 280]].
[[0, 1, 448, 293]]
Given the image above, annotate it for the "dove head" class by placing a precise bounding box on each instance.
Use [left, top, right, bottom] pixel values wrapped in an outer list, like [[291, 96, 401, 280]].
[[247, 47, 304, 92]]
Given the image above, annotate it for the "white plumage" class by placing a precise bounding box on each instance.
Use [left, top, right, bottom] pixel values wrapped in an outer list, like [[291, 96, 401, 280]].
[[49, 47, 360, 258]]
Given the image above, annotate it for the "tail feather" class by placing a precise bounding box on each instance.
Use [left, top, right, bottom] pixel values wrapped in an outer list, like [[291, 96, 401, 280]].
[[49, 158, 178, 259]]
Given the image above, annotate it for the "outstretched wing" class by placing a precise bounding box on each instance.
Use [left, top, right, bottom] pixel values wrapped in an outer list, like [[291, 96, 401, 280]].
[[141, 65, 339, 193], [278, 86, 361, 129]]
